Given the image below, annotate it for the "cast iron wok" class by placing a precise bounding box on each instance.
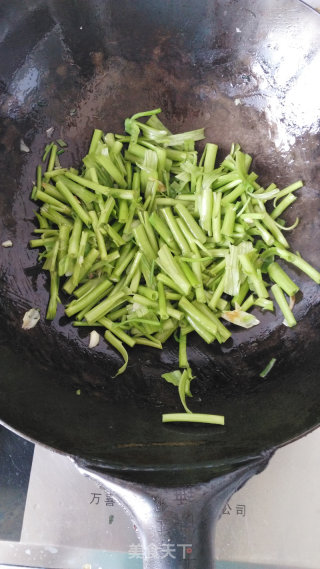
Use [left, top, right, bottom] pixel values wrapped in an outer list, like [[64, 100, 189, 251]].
[[1, 0, 320, 566]]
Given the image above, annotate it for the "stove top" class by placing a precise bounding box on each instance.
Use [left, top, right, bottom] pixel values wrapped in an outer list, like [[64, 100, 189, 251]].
[[1, 423, 320, 569]]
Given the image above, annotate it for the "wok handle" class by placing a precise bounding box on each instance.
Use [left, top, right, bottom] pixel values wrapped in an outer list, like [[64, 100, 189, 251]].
[[78, 453, 271, 569]]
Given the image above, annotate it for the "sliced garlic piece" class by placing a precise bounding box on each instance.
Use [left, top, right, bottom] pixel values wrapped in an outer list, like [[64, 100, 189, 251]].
[[46, 126, 54, 138], [22, 308, 40, 330], [88, 330, 100, 348], [1, 240, 13, 248], [289, 295, 296, 311], [20, 139, 30, 152]]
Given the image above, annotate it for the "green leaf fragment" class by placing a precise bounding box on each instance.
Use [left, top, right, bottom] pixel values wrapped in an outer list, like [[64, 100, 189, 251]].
[[162, 366, 194, 413], [161, 370, 182, 387]]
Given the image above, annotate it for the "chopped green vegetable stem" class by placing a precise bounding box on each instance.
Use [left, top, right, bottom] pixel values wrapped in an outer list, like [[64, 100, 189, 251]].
[[178, 331, 188, 368], [271, 284, 296, 327], [267, 261, 299, 296], [259, 358, 277, 378], [47, 144, 57, 173], [239, 253, 269, 298], [161, 207, 190, 254], [157, 280, 168, 320], [84, 291, 127, 324], [133, 223, 157, 263], [46, 271, 60, 320], [179, 296, 217, 336], [270, 193, 296, 220], [56, 180, 91, 226], [162, 413, 224, 425], [65, 278, 113, 318]]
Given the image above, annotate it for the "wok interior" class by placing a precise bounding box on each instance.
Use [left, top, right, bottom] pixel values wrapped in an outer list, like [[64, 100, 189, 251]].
[[0, 0, 320, 484]]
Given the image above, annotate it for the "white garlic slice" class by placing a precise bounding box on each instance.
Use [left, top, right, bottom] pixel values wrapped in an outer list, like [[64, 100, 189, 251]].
[[22, 308, 40, 330], [88, 330, 100, 348], [46, 126, 54, 138], [20, 139, 30, 152]]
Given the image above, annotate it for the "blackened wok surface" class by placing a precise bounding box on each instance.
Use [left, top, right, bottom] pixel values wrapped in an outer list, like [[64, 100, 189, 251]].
[[0, 0, 320, 485]]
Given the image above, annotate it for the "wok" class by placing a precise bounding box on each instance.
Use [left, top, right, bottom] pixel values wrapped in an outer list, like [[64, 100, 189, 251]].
[[1, 0, 320, 566]]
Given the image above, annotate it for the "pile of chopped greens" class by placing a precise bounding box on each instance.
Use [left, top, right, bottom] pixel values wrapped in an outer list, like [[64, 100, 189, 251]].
[[29, 108, 320, 425]]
